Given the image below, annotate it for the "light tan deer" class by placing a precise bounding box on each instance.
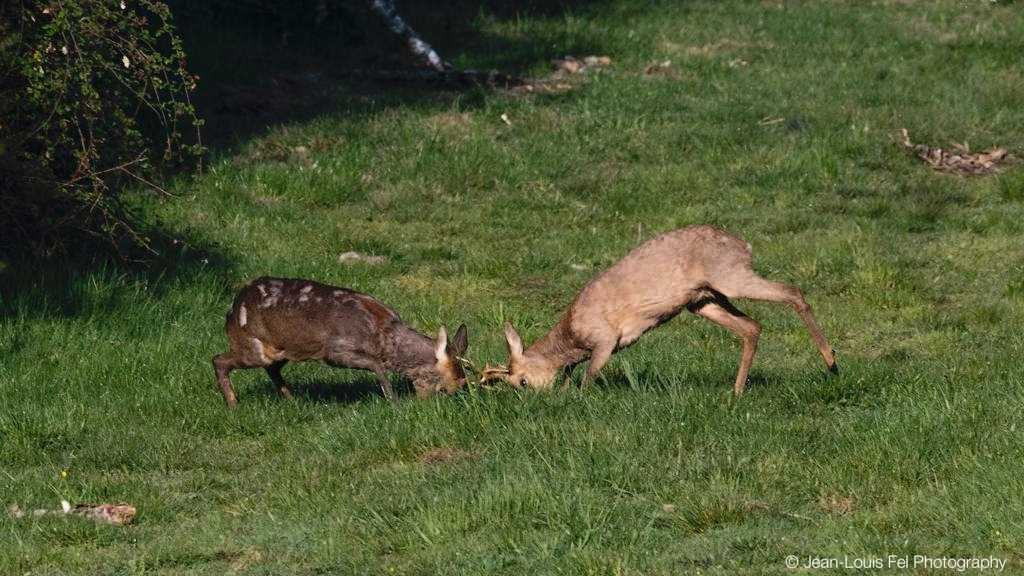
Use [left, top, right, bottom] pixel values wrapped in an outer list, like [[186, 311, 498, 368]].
[[481, 225, 837, 394]]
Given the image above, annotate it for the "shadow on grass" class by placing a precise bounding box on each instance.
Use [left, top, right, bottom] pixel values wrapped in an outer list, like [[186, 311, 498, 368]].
[[580, 364, 705, 393], [245, 375, 426, 405], [591, 363, 833, 395], [177, 0, 616, 150], [3, 0, 618, 319], [292, 377, 389, 404], [0, 225, 234, 321]]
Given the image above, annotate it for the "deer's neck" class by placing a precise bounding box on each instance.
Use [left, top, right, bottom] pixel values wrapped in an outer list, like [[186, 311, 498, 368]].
[[527, 315, 589, 370], [388, 324, 437, 375]]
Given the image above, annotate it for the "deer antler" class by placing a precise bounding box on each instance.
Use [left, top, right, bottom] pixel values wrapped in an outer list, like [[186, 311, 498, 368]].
[[479, 363, 511, 384], [455, 356, 478, 376]]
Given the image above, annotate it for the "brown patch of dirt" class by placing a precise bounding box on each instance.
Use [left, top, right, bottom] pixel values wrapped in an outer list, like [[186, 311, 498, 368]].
[[818, 493, 856, 516], [418, 447, 478, 466]]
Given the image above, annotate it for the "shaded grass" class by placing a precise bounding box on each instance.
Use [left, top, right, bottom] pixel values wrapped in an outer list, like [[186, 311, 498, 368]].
[[3, 0, 1024, 574]]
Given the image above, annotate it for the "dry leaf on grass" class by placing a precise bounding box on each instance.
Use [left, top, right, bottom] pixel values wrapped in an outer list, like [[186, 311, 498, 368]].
[[555, 58, 583, 74], [899, 128, 1009, 175], [8, 501, 136, 525], [338, 251, 387, 265], [509, 81, 575, 95], [508, 54, 611, 96], [71, 503, 136, 525], [583, 55, 612, 67], [644, 60, 674, 76], [552, 55, 613, 75]]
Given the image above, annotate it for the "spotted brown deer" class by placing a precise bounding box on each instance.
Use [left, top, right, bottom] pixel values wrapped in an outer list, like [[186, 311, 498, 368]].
[[482, 226, 837, 394], [212, 277, 469, 407]]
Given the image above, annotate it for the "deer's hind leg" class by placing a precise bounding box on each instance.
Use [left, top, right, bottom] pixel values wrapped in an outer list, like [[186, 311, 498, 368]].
[[687, 295, 761, 395], [212, 353, 243, 408], [213, 336, 280, 408], [266, 360, 293, 399], [715, 272, 837, 373]]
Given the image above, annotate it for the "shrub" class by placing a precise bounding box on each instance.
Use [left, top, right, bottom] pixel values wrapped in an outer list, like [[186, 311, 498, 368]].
[[0, 0, 201, 259]]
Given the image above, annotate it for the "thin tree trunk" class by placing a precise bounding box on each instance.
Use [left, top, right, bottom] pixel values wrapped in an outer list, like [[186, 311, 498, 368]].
[[368, 0, 446, 72]]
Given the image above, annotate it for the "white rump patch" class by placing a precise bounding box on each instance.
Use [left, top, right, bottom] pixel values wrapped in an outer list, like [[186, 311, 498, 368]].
[[238, 304, 248, 326], [301, 285, 314, 293]]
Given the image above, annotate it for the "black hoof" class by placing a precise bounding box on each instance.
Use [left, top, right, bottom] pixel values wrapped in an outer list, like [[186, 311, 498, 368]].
[[828, 362, 840, 375]]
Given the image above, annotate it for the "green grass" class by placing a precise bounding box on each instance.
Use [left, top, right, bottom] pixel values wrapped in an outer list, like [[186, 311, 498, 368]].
[[3, 0, 1024, 573]]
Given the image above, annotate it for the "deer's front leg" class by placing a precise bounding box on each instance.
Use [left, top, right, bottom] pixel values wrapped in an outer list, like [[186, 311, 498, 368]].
[[581, 342, 615, 388], [559, 363, 578, 389]]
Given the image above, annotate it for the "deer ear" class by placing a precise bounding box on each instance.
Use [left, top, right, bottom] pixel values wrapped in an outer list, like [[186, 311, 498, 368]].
[[504, 322, 524, 361], [434, 325, 449, 362], [451, 323, 469, 357]]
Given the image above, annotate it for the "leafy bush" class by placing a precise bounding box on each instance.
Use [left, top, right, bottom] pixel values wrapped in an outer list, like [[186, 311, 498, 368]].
[[0, 0, 201, 259]]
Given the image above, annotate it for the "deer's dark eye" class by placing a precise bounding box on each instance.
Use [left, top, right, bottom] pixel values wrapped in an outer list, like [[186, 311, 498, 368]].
[[520, 377, 529, 387]]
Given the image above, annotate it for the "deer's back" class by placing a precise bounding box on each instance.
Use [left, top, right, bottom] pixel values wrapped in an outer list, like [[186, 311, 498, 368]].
[[568, 226, 753, 344], [225, 277, 400, 361]]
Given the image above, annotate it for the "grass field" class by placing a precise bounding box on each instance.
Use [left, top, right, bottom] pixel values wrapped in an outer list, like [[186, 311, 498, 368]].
[[3, 0, 1024, 574]]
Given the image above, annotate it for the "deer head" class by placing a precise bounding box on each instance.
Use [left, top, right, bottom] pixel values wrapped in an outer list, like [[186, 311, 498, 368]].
[[428, 324, 470, 395], [479, 322, 561, 389]]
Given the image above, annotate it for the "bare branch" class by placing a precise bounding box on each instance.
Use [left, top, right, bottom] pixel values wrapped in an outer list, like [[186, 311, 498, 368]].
[[368, 0, 446, 72]]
